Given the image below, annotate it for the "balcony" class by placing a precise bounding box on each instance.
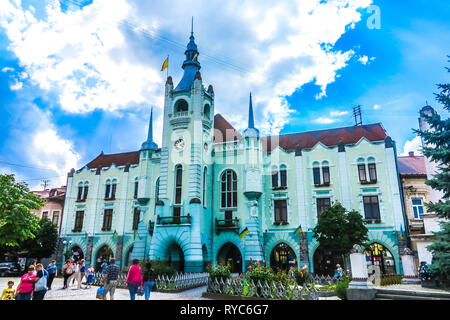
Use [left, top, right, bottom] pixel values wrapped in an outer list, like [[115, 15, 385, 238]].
[[169, 111, 191, 129], [364, 218, 381, 224], [156, 214, 191, 225], [215, 218, 239, 234]]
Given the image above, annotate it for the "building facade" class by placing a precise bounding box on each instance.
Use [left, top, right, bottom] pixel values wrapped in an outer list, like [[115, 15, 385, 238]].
[[31, 186, 66, 233], [59, 29, 407, 274]]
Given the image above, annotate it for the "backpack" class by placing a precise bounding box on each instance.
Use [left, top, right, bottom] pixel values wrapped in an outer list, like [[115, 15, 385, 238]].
[[34, 269, 48, 292]]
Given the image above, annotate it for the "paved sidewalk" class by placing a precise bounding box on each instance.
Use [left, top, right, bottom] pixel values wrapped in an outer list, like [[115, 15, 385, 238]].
[[0, 276, 210, 300]]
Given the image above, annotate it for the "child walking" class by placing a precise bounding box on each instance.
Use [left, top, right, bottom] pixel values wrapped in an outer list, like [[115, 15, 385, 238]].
[[85, 264, 95, 289], [1, 281, 16, 300]]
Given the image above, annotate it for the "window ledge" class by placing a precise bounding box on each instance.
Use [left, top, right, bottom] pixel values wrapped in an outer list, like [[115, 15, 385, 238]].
[[360, 180, 377, 185], [314, 183, 330, 188], [75, 199, 86, 203], [364, 219, 381, 224], [272, 186, 288, 191], [72, 229, 82, 232], [104, 198, 116, 201]]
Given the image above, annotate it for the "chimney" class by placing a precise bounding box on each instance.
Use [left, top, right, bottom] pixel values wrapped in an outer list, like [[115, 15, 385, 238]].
[[409, 151, 414, 157]]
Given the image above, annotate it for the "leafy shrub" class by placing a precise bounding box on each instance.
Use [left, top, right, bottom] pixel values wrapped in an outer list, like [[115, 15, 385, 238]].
[[292, 265, 313, 286], [245, 260, 274, 283], [207, 263, 231, 280], [380, 274, 403, 286], [317, 284, 336, 292], [272, 271, 296, 286], [334, 275, 351, 300], [138, 259, 176, 277]]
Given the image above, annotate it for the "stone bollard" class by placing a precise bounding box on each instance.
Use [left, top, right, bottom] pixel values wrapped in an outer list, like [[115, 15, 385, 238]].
[[347, 245, 377, 300], [401, 248, 420, 284]]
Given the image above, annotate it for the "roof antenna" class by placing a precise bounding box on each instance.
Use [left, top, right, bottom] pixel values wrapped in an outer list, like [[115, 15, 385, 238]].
[[353, 105, 362, 126]]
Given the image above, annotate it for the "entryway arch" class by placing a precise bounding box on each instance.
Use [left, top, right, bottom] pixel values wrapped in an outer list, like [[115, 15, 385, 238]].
[[217, 242, 243, 273], [270, 242, 297, 273]]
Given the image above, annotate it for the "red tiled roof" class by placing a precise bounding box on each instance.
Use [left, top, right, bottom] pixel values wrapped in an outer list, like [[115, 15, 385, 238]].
[[262, 123, 387, 152], [398, 155, 427, 176], [86, 151, 140, 168], [213, 114, 242, 143]]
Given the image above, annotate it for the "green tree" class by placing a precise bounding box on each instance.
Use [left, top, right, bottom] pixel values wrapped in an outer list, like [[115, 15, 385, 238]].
[[21, 218, 59, 260], [415, 60, 450, 287], [313, 202, 369, 265], [0, 174, 42, 247]]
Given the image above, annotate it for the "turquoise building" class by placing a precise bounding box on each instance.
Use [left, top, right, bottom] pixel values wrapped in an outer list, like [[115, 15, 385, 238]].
[[59, 28, 408, 275]]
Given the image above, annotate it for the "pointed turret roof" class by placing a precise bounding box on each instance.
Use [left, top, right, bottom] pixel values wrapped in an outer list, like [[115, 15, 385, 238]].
[[174, 18, 201, 92], [243, 92, 260, 138], [141, 107, 158, 150]]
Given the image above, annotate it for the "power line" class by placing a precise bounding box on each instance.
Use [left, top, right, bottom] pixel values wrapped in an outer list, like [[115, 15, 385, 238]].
[[0, 160, 57, 172]]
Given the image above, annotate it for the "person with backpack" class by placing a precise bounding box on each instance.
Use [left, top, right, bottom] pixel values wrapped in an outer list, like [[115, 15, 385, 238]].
[[32, 264, 49, 300], [62, 259, 74, 289], [142, 262, 157, 300]]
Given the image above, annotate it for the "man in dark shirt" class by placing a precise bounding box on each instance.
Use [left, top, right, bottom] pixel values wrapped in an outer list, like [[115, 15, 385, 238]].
[[103, 258, 120, 300]]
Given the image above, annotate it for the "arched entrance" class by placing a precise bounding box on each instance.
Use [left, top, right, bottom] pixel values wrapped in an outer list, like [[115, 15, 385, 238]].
[[217, 242, 242, 273], [167, 242, 184, 272], [70, 246, 84, 262], [95, 245, 114, 271], [270, 243, 297, 273], [313, 247, 343, 276], [364, 243, 396, 274]]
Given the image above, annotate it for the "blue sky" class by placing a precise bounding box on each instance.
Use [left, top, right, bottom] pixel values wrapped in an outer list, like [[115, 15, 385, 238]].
[[0, 0, 449, 189]]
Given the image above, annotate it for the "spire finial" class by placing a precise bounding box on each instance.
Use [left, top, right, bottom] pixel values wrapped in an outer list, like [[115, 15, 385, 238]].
[[191, 16, 194, 36], [248, 92, 254, 129], [141, 105, 158, 150]]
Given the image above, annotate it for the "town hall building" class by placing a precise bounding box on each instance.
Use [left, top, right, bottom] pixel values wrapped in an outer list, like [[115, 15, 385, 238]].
[[59, 28, 408, 275]]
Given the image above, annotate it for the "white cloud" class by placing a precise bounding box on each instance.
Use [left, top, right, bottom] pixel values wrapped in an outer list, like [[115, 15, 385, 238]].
[[0, 0, 373, 134], [330, 110, 349, 117], [313, 117, 336, 125], [358, 55, 376, 65], [400, 136, 423, 156], [374, 104, 381, 110], [2, 67, 14, 72]]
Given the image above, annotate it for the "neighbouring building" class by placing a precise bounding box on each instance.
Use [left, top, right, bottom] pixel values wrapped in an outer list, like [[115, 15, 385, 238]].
[[59, 27, 407, 275], [31, 186, 66, 233], [406, 105, 447, 265]]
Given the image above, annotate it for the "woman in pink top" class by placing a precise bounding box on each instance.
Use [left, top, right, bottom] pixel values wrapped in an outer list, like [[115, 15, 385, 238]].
[[15, 266, 37, 300], [126, 259, 143, 300]]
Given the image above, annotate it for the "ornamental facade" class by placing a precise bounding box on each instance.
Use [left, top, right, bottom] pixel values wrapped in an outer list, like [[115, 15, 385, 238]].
[[59, 29, 408, 275]]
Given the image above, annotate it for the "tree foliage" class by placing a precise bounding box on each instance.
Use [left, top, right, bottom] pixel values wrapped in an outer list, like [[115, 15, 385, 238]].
[[21, 218, 59, 259], [0, 174, 42, 247], [313, 202, 369, 256], [415, 59, 450, 287]]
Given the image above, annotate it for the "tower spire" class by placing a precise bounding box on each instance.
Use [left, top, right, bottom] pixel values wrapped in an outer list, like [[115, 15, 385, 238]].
[[248, 92, 254, 129], [141, 106, 158, 150], [191, 16, 194, 36], [243, 92, 259, 138]]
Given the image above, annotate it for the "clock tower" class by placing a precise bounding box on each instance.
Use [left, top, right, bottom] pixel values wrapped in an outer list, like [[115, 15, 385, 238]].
[[149, 22, 214, 272]]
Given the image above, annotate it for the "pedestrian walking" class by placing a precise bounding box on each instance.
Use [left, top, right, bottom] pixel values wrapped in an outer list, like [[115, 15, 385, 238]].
[[68, 260, 82, 289], [142, 262, 157, 300], [334, 264, 343, 280], [15, 266, 36, 300], [85, 264, 95, 289], [126, 259, 143, 300], [32, 263, 48, 300], [79, 259, 86, 285], [62, 259, 74, 289], [103, 258, 120, 300], [46, 260, 57, 290], [101, 259, 108, 275], [1, 281, 16, 300]]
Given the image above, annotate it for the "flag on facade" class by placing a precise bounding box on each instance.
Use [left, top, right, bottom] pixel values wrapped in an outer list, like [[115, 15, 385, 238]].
[[294, 225, 302, 235], [112, 230, 118, 239], [161, 56, 168, 71], [238, 227, 249, 239], [192, 53, 198, 61], [133, 230, 138, 240], [400, 224, 405, 240]]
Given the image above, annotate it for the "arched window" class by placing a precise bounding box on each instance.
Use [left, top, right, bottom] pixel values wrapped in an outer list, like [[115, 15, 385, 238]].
[[313, 161, 330, 187], [155, 177, 160, 202], [174, 165, 183, 204], [77, 182, 84, 201], [202, 167, 207, 207], [271, 166, 278, 188], [221, 170, 237, 208], [321, 161, 330, 185], [83, 182, 89, 200], [105, 179, 117, 200], [174, 99, 188, 113], [272, 165, 287, 189], [203, 104, 211, 119], [357, 157, 377, 184], [280, 164, 287, 187], [134, 177, 139, 199]]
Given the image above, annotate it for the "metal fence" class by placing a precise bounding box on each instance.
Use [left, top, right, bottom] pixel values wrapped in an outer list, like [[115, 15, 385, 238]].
[[91, 272, 209, 291], [312, 274, 338, 285], [206, 277, 319, 300]]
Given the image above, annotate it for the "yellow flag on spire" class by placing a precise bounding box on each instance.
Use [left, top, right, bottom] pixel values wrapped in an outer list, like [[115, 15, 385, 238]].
[[161, 56, 168, 71]]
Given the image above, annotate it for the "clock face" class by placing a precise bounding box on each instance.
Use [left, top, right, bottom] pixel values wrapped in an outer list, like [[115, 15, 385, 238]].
[[174, 138, 185, 150]]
